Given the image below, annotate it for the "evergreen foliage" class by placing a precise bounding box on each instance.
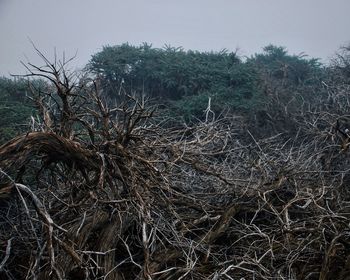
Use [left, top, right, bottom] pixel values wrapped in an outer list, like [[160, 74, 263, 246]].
[[89, 43, 324, 121], [89, 43, 262, 120], [0, 77, 34, 143], [0, 43, 332, 139]]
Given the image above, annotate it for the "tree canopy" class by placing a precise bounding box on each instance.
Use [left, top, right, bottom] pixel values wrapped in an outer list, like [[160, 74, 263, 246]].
[[88, 43, 324, 121]]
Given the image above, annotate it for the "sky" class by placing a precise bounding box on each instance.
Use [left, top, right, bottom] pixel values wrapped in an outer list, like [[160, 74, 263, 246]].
[[0, 0, 349, 76]]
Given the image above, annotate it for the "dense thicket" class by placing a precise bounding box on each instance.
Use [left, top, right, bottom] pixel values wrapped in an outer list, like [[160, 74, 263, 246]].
[[1, 44, 350, 279]]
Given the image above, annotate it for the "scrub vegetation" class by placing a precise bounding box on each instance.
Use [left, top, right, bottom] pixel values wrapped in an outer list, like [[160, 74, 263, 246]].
[[0, 43, 350, 279]]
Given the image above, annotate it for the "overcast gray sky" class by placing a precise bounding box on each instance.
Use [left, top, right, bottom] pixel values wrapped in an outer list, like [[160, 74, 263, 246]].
[[0, 0, 349, 76]]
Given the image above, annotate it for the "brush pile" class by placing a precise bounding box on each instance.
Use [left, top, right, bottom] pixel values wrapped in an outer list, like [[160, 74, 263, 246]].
[[1, 53, 350, 280]]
